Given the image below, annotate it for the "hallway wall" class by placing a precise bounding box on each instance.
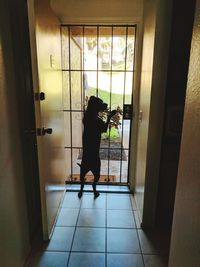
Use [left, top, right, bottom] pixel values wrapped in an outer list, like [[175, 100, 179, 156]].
[[156, 0, 196, 229], [135, 0, 172, 225], [169, 0, 200, 265], [0, 2, 30, 266], [50, 0, 143, 23], [134, 0, 157, 217]]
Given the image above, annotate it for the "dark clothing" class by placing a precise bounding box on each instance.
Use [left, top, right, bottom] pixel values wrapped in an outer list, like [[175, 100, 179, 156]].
[[80, 113, 107, 179], [78, 96, 110, 198], [82, 114, 107, 159], [80, 157, 100, 182]]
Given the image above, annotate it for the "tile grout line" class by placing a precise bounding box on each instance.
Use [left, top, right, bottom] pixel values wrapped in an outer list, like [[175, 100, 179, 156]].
[[56, 225, 139, 229], [42, 249, 145, 255], [66, 192, 83, 267], [58, 192, 146, 266], [130, 195, 145, 267]]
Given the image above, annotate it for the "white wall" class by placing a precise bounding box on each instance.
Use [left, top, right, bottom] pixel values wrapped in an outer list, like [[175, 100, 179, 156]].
[[0, 2, 30, 266], [50, 0, 143, 23], [169, 0, 200, 265]]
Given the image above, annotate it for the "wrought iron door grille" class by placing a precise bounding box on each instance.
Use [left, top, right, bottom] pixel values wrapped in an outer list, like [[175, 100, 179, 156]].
[[61, 25, 136, 184]]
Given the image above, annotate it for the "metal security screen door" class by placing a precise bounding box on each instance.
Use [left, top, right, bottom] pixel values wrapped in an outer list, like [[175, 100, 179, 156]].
[[61, 25, 136, 185]]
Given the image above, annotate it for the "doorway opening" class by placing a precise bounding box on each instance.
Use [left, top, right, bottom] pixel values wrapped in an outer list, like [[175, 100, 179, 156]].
[[61, 25, 136, 185]]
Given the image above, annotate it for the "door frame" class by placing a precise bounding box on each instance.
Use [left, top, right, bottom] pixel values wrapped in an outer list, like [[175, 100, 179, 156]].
[[61, 24, 141, 186]]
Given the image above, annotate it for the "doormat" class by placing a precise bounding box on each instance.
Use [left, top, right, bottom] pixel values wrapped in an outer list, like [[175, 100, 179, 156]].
[[70, 174, 116, 182], [78, 139, 127, 161]]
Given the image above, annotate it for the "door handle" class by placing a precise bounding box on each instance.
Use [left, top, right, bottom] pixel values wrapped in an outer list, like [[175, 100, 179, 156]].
[[35, 92, 45, 101], [37, 127, 53, 136], [42, 128, 53, 135]]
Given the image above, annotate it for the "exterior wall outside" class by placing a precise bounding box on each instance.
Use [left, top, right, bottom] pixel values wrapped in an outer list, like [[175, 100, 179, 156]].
[[169, 0, 200, 265], [0, 2, 30, 266]]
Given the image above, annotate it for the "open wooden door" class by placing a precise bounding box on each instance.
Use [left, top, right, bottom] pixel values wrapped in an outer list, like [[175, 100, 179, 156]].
[[28, 0, 66, 239]]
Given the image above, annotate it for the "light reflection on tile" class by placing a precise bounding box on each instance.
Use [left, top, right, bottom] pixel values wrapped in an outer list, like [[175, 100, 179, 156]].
[[29, 191, 168, 267]]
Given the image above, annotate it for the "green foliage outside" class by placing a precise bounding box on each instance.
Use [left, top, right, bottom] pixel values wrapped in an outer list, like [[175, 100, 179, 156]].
[[85, 87, 131, 141], [85, 87, 131, 110], [101, 126, 120, 140]]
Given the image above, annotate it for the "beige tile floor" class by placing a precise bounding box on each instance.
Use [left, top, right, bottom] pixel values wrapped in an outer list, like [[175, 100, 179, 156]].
[[28, 188, 169, 267]]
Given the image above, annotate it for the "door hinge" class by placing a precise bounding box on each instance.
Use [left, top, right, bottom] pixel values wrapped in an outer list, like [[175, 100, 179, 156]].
[[139, 110, 143, 122]]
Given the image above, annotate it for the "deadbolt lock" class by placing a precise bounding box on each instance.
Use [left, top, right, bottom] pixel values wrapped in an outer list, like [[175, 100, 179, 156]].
[[123, 104, 133, 120]]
